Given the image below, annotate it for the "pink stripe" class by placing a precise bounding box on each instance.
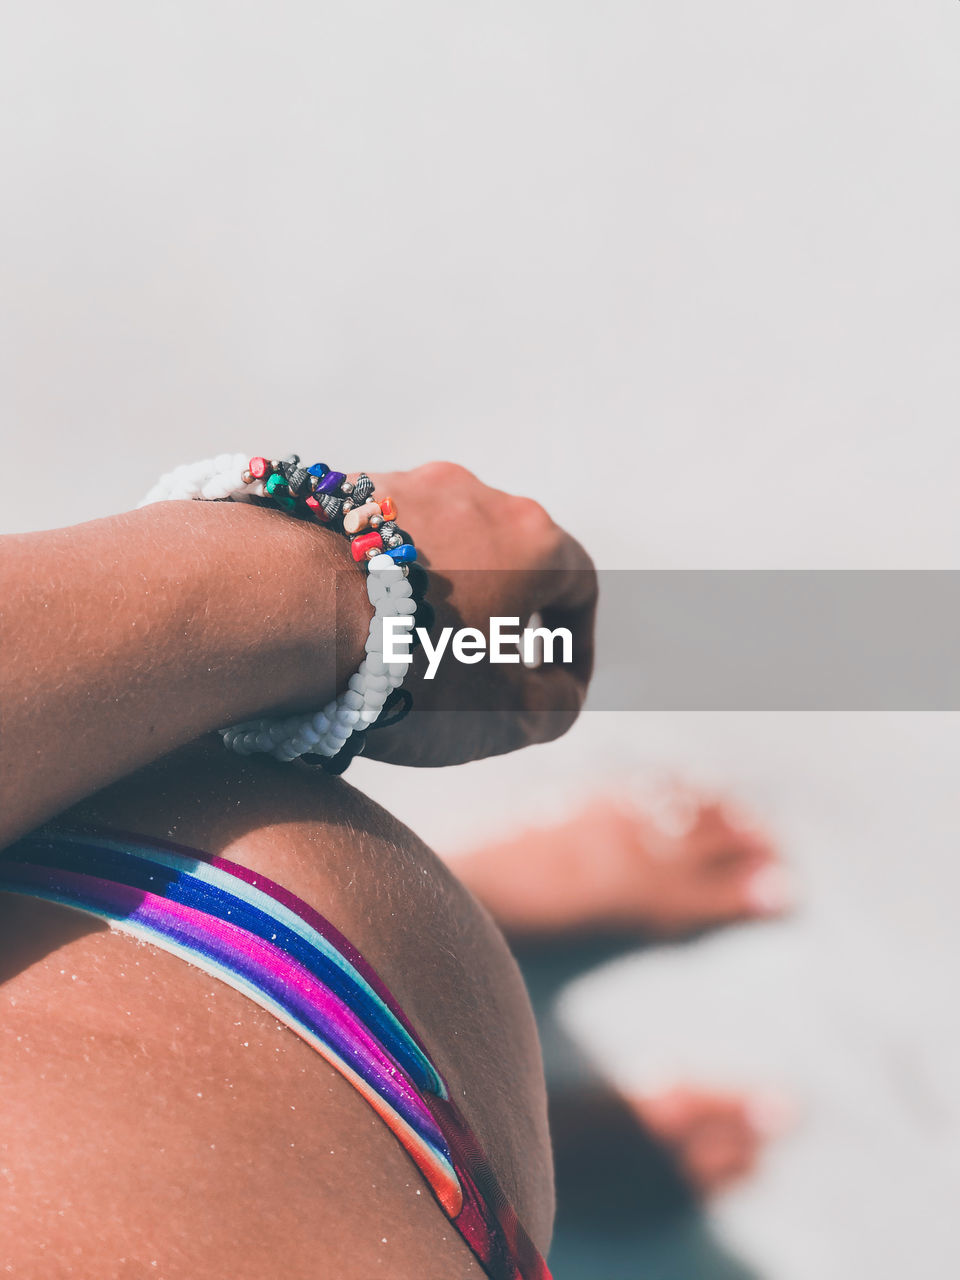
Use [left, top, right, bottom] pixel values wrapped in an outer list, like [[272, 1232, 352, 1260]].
[[131, 889, 433, 1119], [82, 826, 429, 1052]]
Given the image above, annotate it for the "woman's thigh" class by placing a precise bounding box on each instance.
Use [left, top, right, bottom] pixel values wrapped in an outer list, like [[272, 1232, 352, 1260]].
[[1, 742, 553, 1279]]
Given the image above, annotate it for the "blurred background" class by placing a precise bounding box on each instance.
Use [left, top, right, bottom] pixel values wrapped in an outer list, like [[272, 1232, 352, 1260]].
[[2, 2, 958, 1276]]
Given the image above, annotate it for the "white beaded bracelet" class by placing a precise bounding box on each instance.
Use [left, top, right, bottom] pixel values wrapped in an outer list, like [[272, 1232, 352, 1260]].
[[222, 557, 414, 760], [138, 453, 254, 506], [140, 455, 418, 765]]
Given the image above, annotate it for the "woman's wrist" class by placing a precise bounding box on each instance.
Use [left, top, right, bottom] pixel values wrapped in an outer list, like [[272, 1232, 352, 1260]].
[[0, 500, 369, 846], [141, 453, 425, 768], [180, 498, 370, 717]]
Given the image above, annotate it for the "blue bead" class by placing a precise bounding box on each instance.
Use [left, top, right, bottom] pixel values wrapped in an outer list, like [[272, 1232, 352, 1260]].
[[387, 544, 417, 563], [307, 462, 329, 478]]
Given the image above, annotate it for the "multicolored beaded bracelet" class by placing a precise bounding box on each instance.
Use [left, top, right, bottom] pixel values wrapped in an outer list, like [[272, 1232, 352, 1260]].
[[139, 453, 430, 773], [241, 454, 414, 564]]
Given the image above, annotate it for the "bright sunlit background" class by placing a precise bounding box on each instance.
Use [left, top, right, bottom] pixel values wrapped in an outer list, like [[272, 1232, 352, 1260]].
[[3, 3, 959, 1276]]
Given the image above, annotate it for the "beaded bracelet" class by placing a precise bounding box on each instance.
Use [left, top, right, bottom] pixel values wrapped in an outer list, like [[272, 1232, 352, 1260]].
[[140, 452, 428, 772]]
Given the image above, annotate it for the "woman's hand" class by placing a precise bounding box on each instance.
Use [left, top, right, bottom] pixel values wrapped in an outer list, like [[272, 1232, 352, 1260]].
[[362, 462, 597, 766], [0, 462, 595, 844]]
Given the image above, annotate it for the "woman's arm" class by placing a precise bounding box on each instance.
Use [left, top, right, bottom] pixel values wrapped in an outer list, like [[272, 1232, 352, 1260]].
[[0, 499, 368, 847], [1, 461, 597, 847]]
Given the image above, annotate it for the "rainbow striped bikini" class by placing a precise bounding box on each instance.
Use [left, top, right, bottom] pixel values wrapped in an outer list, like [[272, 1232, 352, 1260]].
[[0, 826, 550, 1280]]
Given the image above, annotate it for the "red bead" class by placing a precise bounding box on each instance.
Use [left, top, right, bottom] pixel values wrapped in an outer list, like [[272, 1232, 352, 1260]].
[[305, 494, 331, 523], [249, 456, 271, 480], [379, 496, 397, 521], [351, 530, 384, 561]]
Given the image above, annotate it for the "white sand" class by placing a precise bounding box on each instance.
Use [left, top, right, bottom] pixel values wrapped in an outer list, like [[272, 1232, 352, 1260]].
[[3, 3, 958, 1273]]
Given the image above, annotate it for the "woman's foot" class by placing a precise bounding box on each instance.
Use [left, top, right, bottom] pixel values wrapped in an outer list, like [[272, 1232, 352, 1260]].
[[628, 1086, 793, 1195], [455, 793, 790, 939]]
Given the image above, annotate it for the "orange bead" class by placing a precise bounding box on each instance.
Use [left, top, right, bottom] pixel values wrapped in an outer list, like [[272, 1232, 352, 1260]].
[[379, 496, 397, 521]]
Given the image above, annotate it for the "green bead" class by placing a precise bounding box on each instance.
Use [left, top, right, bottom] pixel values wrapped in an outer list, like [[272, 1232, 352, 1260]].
[[264, 473, 287, 496]]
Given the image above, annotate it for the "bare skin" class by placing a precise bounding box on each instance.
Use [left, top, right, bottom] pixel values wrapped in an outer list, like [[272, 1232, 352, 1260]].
[[454, 794, 792, 1195], [1, 742, 554, 1278], [456, 795, 788, 940], [0, 498, 368, 847], [0, 461, 596, 849], [628, 1087, 793, 1195], [0, 462, 597, 1276]]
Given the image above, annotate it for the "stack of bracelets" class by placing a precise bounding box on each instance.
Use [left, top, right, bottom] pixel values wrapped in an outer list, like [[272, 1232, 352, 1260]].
[[140, 452, 431, 775]]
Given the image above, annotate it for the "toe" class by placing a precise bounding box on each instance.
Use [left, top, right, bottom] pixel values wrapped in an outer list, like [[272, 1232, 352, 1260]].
[[741, 862, 793, 917], [686, 804, 792, 924], [628, 1086, 794, 1196]]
